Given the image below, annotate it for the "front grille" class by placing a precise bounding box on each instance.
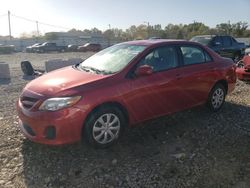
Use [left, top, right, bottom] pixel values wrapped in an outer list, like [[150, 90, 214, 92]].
[[21, 96, 39, 109]]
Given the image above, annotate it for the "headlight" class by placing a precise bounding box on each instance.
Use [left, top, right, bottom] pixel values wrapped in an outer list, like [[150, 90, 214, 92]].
[[39, 96, 81, 111]]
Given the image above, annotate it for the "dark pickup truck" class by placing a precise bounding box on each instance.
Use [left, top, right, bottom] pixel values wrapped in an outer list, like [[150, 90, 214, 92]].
[[33, 42, 66, 53], [190, 35, 246, 62]]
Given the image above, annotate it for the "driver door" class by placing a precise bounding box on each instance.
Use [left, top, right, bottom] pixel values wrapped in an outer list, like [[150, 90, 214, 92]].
[[124, 46, 184, 123]]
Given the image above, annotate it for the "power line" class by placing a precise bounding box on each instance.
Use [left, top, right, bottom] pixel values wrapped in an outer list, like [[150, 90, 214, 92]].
[[11, 13, 70, 30], [38, 21, 70, 30], [2, 11, 73, 38], [0, 13, 7, 17], [11, 14, 36, 23]]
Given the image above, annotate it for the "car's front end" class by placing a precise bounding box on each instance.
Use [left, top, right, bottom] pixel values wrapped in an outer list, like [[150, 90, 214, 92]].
[[16, 64, 113, 145], [17, 93, 86, 145]]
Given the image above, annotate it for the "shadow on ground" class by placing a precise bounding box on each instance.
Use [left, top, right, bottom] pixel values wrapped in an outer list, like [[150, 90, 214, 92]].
[[22, 75, 36, 81], [21, 102, 250, 188]]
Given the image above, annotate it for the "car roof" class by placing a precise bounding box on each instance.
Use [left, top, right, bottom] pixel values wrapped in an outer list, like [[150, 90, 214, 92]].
[[121, 39, 200, 47], [192, 35, 216, 38]]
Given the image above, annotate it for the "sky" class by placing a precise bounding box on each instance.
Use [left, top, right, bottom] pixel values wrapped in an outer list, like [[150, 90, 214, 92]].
[[0, 0, 249, 37]]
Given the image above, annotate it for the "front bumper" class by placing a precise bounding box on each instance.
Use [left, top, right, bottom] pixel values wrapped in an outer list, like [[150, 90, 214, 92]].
[[236, 68, 250, 81], [17, 99, 88, 145]]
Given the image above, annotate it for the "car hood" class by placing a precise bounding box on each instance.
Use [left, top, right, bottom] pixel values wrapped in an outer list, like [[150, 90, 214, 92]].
[[24, 66, 110, 97]]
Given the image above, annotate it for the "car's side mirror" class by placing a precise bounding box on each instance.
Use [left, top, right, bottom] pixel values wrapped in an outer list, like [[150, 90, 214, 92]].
[[135, 65, 153, 77]]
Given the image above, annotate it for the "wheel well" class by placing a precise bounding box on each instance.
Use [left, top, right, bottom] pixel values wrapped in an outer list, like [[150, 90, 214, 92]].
[[214, 80, 228, 94], [81, 102, 129, 135]]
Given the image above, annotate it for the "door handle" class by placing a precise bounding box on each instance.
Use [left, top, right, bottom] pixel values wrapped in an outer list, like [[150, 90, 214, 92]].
[[209, 67, 216, 71], [176, 74, 182, 80]]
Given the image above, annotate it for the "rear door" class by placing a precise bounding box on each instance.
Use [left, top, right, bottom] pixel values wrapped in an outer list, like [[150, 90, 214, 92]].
[[174, 45, 217, 108]]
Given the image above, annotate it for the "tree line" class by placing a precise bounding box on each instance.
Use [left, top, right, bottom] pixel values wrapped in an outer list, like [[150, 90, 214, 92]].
[[18, 21, 249, 41], [65, 21, 249, 42]]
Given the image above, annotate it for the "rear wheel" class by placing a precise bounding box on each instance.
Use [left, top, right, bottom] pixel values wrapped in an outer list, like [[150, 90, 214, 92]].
[[84, 107, 125, 148], [207, 83, 226, 112]]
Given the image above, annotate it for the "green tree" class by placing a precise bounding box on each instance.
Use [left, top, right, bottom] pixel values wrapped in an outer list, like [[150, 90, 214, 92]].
[[232, 22, 248, 37], [216, 22, 233, 35], [44, 32, 58, 40]]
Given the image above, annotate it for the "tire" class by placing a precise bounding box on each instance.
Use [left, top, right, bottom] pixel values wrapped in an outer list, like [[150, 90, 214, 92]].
[[21, 61, 34, 76], [207, 83, 226, 112], [84, 106, 126, 148]]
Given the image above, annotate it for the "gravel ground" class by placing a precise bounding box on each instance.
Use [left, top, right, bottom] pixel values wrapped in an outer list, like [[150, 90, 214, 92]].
[[0, 52, 250, 188]]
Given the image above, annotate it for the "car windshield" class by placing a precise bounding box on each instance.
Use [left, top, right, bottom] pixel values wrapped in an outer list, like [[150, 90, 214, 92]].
[[79, 44, 146, 74], [190, 36, 212, 45]]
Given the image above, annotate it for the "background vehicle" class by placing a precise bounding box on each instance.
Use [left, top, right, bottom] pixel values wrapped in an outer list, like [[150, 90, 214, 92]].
[[17, 40, 236, 148], [25, 43, 42, 53], [78, 43, 101, 52], [191, 35, 246, 62], [236, 54, 250, 81], [67, 44, 79, 52], [0, 44, 15, 54], [33, 42, 67, 53]]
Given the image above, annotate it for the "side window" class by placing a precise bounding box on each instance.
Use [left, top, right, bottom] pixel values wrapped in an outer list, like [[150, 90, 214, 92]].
[[222, 36, 232, 47], [180, 46, 211, 65], [138, 46, 178, 72], [213, 36, 222, 46]]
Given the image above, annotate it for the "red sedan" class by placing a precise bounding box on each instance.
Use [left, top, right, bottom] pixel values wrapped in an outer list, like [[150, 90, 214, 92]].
[[236, 55, 250, 81], [17, 40, 236, 148]]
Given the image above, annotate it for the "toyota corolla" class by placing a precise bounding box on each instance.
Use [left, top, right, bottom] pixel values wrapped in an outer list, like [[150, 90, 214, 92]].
[[17, 40, 236, 148]]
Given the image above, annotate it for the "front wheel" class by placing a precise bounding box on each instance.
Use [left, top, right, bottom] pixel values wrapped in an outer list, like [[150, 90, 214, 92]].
[[84, 107, 125, 148], [207, 84, 226, 112]]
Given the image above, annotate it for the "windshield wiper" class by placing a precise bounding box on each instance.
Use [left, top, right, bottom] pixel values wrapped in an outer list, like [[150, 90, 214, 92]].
[[78, 65, 114, 75], [84, 66, 102, 73], [79, 65, 104, 74]]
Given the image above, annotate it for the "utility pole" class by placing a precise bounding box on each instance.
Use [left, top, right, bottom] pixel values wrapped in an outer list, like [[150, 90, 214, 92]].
[[8, 10, 11, 40], [108, 24, 111, 46], [228, 20, 231, 35], [36, 21, 39, 36], [144, 21, 150, 38]]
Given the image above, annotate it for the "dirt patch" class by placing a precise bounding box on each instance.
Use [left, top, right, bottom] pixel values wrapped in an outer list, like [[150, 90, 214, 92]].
[[0, 52, 250, 188]]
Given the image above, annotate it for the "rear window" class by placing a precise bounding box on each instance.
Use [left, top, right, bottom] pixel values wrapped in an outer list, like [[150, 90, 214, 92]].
[[190, 36, 212, 45]]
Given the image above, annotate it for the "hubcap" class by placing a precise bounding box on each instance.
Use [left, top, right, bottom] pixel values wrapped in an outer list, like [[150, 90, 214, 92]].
[[92, 113, 120, 144], [212, 88, 224, 109]]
